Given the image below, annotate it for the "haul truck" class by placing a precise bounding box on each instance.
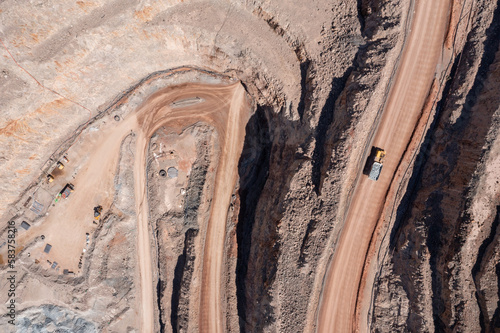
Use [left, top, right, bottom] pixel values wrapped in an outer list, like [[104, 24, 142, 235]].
[[368, 148, 386, 181]]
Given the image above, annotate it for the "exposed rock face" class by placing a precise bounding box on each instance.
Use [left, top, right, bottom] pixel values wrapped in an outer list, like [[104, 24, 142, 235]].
[[232, 0, 416, 331]]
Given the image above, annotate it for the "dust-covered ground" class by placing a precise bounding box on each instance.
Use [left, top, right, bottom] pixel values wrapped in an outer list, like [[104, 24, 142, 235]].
[[0, 0, 500, 332]]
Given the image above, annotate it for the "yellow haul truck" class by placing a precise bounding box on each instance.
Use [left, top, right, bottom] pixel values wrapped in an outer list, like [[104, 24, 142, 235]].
[[368, 148, 386, 181]]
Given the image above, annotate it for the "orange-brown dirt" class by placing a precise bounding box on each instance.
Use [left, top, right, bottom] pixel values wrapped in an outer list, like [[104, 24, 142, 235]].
[[1, 0, 500, 332]]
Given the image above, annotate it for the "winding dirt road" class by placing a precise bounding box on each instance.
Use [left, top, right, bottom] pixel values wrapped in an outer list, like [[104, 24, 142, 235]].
[[132, 81, 250, 332], [317, 1, 451, 332]]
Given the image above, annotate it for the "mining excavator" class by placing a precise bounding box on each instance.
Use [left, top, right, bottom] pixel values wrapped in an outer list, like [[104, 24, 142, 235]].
[[94, 206, 103, 221]]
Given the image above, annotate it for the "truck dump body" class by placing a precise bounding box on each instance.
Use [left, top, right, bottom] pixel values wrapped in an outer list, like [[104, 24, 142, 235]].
[[369, 162, 383, 181]]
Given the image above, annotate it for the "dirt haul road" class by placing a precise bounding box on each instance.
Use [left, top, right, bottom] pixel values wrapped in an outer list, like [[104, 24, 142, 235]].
[[317, 0, 450, 332], [198, 84, 249, 333], [133, 82, 250, 332]]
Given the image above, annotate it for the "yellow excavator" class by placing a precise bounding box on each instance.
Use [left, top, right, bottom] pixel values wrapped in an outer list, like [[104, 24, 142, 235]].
[[94, 206, 103, 222]]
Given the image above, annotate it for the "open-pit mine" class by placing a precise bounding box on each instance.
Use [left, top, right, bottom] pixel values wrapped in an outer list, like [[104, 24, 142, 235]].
[[1, 1, 500, 332]]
